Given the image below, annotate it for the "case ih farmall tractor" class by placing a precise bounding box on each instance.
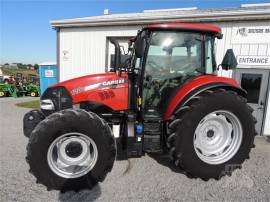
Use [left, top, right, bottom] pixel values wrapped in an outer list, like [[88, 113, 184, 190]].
[[23, 23, 256, 191]]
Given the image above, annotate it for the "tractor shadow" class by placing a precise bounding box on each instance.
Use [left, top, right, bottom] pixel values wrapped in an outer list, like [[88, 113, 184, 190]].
[[147, 153, 183, 174], [58, 184, 101, 202]]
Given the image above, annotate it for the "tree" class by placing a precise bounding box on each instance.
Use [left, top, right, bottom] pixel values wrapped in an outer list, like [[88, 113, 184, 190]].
[[17, 63, 27, 69], [34, 64, 39, 70]]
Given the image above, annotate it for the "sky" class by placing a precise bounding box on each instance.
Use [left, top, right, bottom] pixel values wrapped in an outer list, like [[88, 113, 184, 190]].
[[0, 0, 268, 64]]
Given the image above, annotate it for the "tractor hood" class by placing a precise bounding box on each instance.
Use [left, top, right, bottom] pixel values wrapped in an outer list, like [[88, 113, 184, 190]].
[[44, 72, 129, 111], [53, 72, 126, 93]]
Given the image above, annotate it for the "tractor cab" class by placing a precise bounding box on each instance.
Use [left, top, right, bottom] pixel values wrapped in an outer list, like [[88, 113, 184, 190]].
[[124, 23, 222, 118]]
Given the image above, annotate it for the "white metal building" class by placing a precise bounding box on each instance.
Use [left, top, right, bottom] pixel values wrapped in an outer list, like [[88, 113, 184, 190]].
[[50, 3, 270, 136]]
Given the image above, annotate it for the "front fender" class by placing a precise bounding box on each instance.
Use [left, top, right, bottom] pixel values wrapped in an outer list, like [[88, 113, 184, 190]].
[[164, 75, 246, 121]]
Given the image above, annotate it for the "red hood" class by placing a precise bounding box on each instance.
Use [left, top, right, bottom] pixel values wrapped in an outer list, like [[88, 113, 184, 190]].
[[51, 72, 129, 111], [52, 72, 119, 89]]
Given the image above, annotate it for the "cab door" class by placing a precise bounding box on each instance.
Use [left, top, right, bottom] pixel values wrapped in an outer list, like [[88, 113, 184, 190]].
[[142, 31, 203, 116], [233, 68, 270, 135]]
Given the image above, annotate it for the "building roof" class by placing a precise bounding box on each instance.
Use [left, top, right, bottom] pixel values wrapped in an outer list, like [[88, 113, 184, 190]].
[[50, 4, 270, 28]]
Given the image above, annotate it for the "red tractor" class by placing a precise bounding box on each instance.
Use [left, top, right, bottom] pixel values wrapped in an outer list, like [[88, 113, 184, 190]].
[[24, 23, 256, 191]]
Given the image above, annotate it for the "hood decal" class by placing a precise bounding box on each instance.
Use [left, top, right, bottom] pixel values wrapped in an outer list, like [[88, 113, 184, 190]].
[[85, 83, 101, 91], [71, 79, 126, 95]]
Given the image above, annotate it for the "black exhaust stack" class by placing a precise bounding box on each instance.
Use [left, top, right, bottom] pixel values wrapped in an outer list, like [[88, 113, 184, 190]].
[[109, 38, 121, 72]]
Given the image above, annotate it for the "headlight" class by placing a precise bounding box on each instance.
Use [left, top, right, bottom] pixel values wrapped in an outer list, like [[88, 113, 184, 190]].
[[40, 99, 55, 110], [41, 86, 72, 116]]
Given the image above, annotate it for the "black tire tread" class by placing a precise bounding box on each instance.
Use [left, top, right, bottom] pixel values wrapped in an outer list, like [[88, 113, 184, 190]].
[[167, 88, 256, 180], [26, 109, 116, 192]]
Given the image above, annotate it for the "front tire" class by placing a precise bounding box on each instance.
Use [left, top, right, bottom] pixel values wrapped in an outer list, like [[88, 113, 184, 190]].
[[0, 91, 6, 97], [26, 109, 116, 191], [167, 89, 256, 180], [30, 92, 38, 97]]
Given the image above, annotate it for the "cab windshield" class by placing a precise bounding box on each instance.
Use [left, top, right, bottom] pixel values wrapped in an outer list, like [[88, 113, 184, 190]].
[[145, 31, 215, 79]]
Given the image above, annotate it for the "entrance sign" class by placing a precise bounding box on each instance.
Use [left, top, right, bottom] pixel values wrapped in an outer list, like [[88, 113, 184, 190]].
[[237, 56, 270, 66]]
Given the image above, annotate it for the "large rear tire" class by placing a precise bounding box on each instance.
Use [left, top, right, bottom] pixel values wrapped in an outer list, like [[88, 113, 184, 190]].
[[26, 109, 116, 191], [167, 89, 256, 180]]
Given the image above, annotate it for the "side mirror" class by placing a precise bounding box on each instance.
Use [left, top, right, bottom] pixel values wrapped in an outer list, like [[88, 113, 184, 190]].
[[220, 49, 238, 70], [134, 37, 146, 58]]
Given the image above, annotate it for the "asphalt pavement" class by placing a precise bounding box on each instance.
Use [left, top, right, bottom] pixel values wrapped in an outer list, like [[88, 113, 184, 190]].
[[0, 97, 269, 202]]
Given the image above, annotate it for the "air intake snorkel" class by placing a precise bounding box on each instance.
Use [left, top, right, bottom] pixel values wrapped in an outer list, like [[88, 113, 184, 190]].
[[109, 38, 121, 73]]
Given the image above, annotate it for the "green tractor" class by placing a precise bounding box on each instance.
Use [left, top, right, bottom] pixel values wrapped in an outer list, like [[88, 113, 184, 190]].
[[24, 74, 40, 97], [15, 73, 40, 97], [0, 75, 25, 97], [0, 73, 40, 97], [0, 83, 24, 98], [25, 83, 40, 97], [0, 83, 9, 97]]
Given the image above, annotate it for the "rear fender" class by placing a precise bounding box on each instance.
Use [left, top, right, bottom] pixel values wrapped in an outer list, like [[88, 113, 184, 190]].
[[164, 75, 246, 121]]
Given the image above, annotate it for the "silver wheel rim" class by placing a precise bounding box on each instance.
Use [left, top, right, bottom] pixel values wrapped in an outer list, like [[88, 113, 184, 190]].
[[194, 110, 243, 165], [47, 132, 98, 178]]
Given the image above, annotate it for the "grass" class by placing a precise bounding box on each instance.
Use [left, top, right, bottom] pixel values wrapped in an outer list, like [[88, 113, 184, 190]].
[[16, 100, 40, 109], [1, 67, 38, 78]]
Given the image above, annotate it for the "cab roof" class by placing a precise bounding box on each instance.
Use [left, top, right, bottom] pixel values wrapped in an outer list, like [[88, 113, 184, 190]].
[[144, 23, 222, 37]]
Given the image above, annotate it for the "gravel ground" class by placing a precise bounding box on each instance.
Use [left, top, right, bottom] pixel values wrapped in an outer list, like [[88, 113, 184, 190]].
[[0, 97, 270, 202]]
